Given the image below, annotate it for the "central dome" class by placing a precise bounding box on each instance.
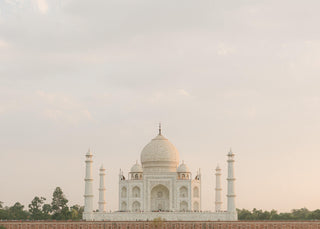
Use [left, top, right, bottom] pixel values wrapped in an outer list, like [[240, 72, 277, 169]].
[[140, 133, 179, 173]]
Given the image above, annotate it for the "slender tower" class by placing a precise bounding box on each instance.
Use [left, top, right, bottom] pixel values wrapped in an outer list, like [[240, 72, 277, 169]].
[[215, 164, 222, 212], [198, 168, 202, 210], [98, 164, 106, 212], [227, 149, 236, 213], [84, 149, 94, 220], [118, 169, 123, 210]]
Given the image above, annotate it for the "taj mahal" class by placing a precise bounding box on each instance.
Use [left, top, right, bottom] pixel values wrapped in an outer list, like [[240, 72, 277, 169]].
[[83, 126, 237, 221]]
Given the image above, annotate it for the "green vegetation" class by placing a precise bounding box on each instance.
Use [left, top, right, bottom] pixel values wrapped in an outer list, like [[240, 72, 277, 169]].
[[51, 187, 71, 220], [29, 196, 48, 220], [152, 217, 165, 227], [0, 187, 83, 221], [1, 188, 319, 221], [237, 208, 320, 220]]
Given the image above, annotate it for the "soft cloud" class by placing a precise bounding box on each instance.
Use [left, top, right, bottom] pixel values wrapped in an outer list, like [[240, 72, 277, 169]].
[[245, 107, 257, 118], [148, 89, 192, 104], [0, 39, 9, 48], [217, 43, 235, 56], [36, 90, 92, 124], [1, 0, 320, 212], [36, 0, 48, 14], [42, 108, 92, 123], [178, 89, 190, 97]]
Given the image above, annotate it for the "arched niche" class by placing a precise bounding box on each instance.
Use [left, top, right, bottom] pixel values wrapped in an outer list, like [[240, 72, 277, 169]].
[[121, 187, 127, 198], [193, 186, 199, 198], [179, 186, 188, 198], [193, 201, 199, 211], [132, 186, 141, 198], [132, 201, 141, 212], [180, 201, 188, 211], [150, 184, 169, 211], [121, 201, 127, 211]]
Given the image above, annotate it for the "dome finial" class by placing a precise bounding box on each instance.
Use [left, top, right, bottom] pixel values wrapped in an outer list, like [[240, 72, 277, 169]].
[[159, 122, 162, 135]]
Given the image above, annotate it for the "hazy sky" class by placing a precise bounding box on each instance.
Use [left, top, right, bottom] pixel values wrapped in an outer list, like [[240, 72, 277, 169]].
[[1, 0, 320, 213]]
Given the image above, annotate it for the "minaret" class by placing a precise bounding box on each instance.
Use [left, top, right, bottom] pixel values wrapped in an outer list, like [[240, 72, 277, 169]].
[[98, 164, 106, 212], [227, 149, 236, 213], [159, 122, 162, 135], [215, 164, 222, 212], [199, 168, 202, 210], [84, 149, 94, 219], [118, 169, 122, 210]]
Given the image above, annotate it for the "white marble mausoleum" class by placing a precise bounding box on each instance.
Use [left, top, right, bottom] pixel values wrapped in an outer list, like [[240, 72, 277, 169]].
[[83, 126, 237, 221]]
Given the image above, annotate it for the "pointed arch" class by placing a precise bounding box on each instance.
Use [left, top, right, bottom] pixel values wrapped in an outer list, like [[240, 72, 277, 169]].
[[132, 201, 141, 212], [132, 186, 141, 198], [179, 186, 188, 198], [121, 201, 127, 211], [150, 184, 169, 211], [121, 187, 127, 198], [193, 186, 199, 198], [193, 201, 199, 211], [180, 201, 188, 211]]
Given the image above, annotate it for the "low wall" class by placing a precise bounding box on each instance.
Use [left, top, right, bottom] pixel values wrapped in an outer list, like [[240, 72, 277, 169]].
[[1, 221, 320, 229]]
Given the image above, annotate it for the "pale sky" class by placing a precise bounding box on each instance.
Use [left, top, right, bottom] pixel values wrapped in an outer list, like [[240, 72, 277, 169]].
[[1, 0, 320, 213]]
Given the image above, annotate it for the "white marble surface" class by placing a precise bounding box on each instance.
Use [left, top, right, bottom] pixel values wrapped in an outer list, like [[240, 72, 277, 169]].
[[83, 211, 238, 221]]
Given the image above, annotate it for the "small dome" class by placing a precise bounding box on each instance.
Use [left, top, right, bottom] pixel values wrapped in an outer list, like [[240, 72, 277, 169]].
[[130, 161, 143, 173], [140, 133, 179, 173], [177, 161, 190, 173]]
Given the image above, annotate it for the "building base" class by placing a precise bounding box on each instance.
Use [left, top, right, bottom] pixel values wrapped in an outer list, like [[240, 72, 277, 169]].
[[83, 211, 237, 221]]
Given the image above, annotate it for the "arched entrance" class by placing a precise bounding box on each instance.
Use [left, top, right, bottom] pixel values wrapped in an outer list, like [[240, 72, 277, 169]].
[[180, 201, 188, 211], [193, 201, 199, 211], [121, 201, 127, 211], [132, 186, 140, 198], [132, 201, 141, 212], [150, 184, 169, 211]]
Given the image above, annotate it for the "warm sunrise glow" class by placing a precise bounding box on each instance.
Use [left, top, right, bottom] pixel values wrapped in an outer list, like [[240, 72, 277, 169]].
[[0, 0, 320, 214]]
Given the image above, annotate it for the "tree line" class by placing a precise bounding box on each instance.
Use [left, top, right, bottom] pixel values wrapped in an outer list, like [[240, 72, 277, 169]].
[[1, 188, 320, 221], [0, 187, 83, 220], [237, 208, 320, 220]]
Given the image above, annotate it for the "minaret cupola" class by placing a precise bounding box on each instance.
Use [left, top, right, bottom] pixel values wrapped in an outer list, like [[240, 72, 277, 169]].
[[130, 161, 143, 180], [177, 161, 191, 179]]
